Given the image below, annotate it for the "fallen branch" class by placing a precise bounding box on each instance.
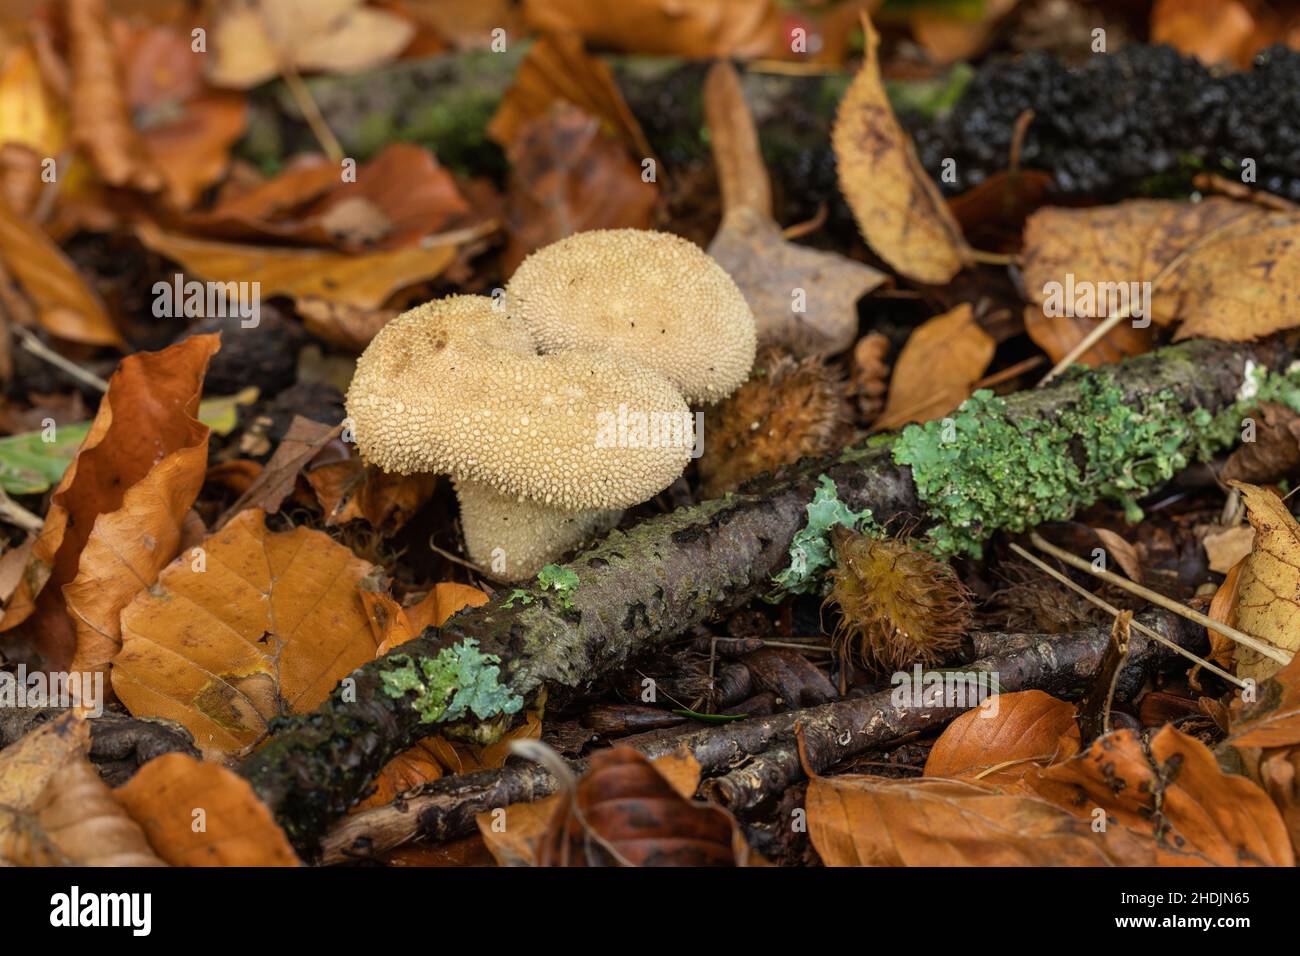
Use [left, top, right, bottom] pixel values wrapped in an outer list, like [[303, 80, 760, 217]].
[[239, 337, 1292, 852], [321, 609, 1204, 862]]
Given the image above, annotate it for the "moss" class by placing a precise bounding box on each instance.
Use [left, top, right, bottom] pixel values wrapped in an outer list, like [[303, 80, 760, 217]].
[[380, 640, 523, 724], [768, 474, 878, 599], [892, 363, 1300, 558], [536, 564, 580, 608]]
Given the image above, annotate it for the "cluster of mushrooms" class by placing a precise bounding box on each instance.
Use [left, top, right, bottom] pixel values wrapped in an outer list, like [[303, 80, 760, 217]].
[[345, 229, 758, 581]]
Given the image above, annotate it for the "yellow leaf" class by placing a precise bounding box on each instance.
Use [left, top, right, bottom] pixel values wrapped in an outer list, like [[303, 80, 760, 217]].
[[873, 304, 993, 430], [832, 13, 971, 284], [112, 509, 380, 757], [1226, 481, 1300, 682], [0, 45, 66, 155]]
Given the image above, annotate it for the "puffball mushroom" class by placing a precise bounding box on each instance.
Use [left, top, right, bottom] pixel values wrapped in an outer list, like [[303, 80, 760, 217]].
[[455, 478, 621, 581], [345, 294, 693, 579], [505, 229, 758, 404]]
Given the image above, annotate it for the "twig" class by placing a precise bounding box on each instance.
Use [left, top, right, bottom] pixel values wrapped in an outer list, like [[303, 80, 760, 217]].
[[1027, 532, 1290, 667], [281, 65, 344, 164], [11, 325, 109, 392], [1008, 542, 1245, 687], [0, 488, 42, 532]]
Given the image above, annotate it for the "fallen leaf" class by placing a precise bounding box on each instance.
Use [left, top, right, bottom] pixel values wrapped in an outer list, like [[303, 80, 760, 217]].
[[1222, 402, 1300, 485], [1203, 524, 1256, 575], [501, 102, 657, 275], [923, 690, 1079, 788], [521, 0, 784, 58], [296, 297, 397, 351], [66, 0, 161, 192], [1227, 654, 1300, 749], [832, 13, 971, 284], [306, 453, 436, 531], [0, 194, 121, 346], [0, 712, 90, 864], [207, 0, 414, 89], [488, 32, 652, 161], [806, 773, 1159, 866], [1025, 726, 1294, 866], [1207, 556, 1245, 669], [120, 25, 247, 210], [115, 752, 299, 865], [218, 415, 343, 527], [1225, 481, 1300, 682], [1024, 304, 1156, 369], [112, 508, 379, 757], [135, 220, 473, 309], [0, 43, 67, 157], [1022, 199, 1300, 342], [1152, 0, 1257, 68], [1094, 527, 1143, 583], [1258, 748, 1300, 856], [11, 758, 164, 866], [872, 304, 994, 430], [0, 336, 218, 670], [911, 0, 1019, 64], [704, 62, 883, 355]]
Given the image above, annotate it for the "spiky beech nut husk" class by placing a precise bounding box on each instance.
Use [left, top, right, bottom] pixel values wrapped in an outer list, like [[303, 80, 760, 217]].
[[824, 526, 972, 671], [698, 346, 851, 498], [345, 294, 693, 510], [456, 479, 621, 582], [505, 229, 757, 404]]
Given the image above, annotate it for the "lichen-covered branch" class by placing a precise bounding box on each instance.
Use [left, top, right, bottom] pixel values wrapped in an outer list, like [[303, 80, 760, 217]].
[[240, 336, 1297, 852]]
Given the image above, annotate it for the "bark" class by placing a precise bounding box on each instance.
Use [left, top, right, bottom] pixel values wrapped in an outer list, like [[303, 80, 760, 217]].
[[240, 336, 1291, 852], [320, 609, 1205, 862]]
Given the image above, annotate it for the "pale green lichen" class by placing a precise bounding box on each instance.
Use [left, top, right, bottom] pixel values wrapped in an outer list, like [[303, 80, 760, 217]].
[[380, 640, 523, 724], [502, 564, 581, 610], [892, 363, 1300, 558], [768, 474, 877, 599]]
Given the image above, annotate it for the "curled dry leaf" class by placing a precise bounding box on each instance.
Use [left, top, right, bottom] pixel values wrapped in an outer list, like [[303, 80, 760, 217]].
[[1023, 199, 1300, 343], [1093, 527, 1143, 583], [807, 773, 1160, 866], [922, 690, 1080, 789], [111, 508, 379, 757], [1224, 481, 1300, 682], [135, 220, 470, 310], [1222, 402, 1300, 485], [0, 712, 90, 865], [1024, 304, 1156, 370], [0, 195, 121, 346], [115, 752, 299, 866], [66, 0, 161, 192], [0, 336, 218, 670], [704, 62, 884, 355], [832, 14, 972, 284], [872, 304, 994, 431], [488, 32, 652, 160], [1024, 726, 1294, 866], [306, 452, 436, 532], [217, 416, 343, 527], [12, 758, 164, 866], [522, 0, 783, 58], [207, 0, 414, 90], [501, 102, 657, 275], [1228, 654, 1300, 749]]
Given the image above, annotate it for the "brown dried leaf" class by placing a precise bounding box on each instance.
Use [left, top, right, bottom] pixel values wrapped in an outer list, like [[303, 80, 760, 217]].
[[115, 752, 299, 865], [218, 416, 343, 527], [873, 304, 993, 430], [1203, 524, 1255, 575], [1, 336, 217, 670], [501, 102, 657, 275], [0, 712, 90, 864], [0, 194, 121, 346], [1094, 527, 1143, 583], [832, 14, 971, 284], [1225, 481, 1300, 682], [704, 63, 883, 355], [1024, 304, 1155, 369], [923, 690, 1079, 788], [135, 221, 467, 309], [1152, 0, 1258, 68], [1228, 654, 1300, 749], [1023, 199, 1300, 342], [112, 508, 379, 757], [208, 0, 414, 89], [66, 0, 162, 192], [1222, 402, 1300, 485], [1024, 726, 1294, 866], [0, 44, 67, 158], [522, 0, 784, 58], [15, 759, 164, 866], [305, 453, 436, 531]]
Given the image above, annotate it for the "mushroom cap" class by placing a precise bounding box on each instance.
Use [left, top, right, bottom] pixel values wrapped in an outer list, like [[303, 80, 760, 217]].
[[456, 479, 620, 582], [505, 229, 757, 404], [346, 295, 694, 510]]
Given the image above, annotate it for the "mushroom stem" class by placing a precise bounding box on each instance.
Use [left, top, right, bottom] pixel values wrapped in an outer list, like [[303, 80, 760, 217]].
[[455, 479, 621, 582]]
